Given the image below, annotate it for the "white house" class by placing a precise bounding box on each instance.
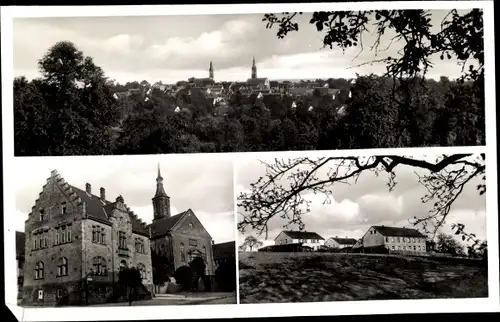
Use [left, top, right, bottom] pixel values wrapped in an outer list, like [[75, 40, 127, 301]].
[[362, 225, 427, 253], [325, 236, 358, 249], [274, 230, 325, 251]]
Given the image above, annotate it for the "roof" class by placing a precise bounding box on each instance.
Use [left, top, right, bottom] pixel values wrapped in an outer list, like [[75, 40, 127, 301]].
[[330, 237, 357, 245], [70, 185, 149, 236], [212, 241, 235, 259], [372, 226, 426, 238], [278, 230, 325, 240], [289, 88, 314, 96], [16, 231, 25, 257], [147, 211, 188, 238], [246, 78, 269, 86]]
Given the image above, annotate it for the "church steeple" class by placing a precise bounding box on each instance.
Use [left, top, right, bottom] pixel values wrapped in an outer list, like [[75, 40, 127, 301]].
[[209, 61, 214, 80], [251, 57, 257, 79], [152, 163, 171, 221]]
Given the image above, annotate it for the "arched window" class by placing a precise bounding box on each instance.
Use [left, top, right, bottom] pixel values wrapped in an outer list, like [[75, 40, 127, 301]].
[[120, 260, 127, 270], [180, 243, 186, 262], [137, 263, 146, 279], [35, 261, 44, 279], [57, 257, 68, 276], [93, 256, 107, 275]]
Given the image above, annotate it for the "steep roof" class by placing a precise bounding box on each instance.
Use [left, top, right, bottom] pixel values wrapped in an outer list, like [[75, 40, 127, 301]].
[[71, 185, 149, 237], [212, 241, 236, 259], [372, 226, 426, 238], [246, 78, 269, 86], [279, 230, 325, 240], [16, 231, 25, 258], [330, 237, 357, 245], [147, 211, 188, 238]]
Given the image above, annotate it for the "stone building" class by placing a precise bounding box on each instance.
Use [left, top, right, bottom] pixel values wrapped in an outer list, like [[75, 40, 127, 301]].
[[147, 167, 215, 284], [21, 170, 152, 306], [362, 225, 427, 253]]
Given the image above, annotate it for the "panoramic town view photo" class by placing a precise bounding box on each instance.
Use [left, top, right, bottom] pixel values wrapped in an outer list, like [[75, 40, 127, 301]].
[[236, 153, 488, 304], [13, 8, 485, 156], [14, 155, 237, 307]]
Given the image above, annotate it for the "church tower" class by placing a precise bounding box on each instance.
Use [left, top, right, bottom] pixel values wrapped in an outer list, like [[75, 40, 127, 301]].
[[209, 61, 214, 80], [152, 163, 171, 221], [251, 56, 257, 79]]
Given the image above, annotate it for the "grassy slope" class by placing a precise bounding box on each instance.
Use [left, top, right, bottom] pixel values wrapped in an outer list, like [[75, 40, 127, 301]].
[[238, 252, 488, 304]]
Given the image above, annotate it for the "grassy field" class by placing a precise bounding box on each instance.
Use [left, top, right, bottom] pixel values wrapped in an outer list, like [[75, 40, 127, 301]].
[[238, 252, 488, 304]]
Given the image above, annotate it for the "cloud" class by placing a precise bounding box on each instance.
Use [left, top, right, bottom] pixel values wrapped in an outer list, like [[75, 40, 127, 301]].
[[13, 10, 476, 84]]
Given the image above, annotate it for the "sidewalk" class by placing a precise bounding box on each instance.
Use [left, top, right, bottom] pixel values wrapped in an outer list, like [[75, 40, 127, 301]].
[[154, 292, 233, 301]]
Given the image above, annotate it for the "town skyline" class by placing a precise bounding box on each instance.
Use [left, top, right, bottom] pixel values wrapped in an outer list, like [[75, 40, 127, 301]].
[[13, 9, 474, 84], [236, 155, 487, 248], [13, 155, 236, 244]]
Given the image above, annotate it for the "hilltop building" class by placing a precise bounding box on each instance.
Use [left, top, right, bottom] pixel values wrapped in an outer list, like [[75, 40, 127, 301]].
[[274, 230, 325, 251], [362, 225, 427, 253]]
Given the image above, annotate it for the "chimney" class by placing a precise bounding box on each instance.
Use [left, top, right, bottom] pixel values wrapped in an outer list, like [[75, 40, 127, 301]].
[[85, 183, 91, 194], [100, 187, 106, 201]]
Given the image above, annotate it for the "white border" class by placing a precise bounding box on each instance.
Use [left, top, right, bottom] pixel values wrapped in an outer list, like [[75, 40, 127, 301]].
[[2, 1, 498, 321]]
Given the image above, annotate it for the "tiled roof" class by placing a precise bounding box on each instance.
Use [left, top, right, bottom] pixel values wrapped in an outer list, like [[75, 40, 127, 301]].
[[279, 230, 325, 240], [16, 231, 25, 257], [289, 88, 313, 96], [212, 241, 235, 259], [71, 185, 149, 236], [147, 211, 188, 239], [246, 78, 268, 85], [330, 237, 357, 245], [372, 226, 426, 238]]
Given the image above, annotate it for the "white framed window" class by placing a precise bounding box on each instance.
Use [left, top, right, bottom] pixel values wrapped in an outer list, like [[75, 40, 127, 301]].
[[38, 290, 44, 300]]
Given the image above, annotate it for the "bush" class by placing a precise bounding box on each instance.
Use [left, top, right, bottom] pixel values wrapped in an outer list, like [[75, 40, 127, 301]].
[[173, 266, 193, 291], [215, 261, 236, 292]]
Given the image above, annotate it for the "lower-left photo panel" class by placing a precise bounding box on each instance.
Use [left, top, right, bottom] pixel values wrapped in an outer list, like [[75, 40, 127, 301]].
[[12, 154, 237, 307]]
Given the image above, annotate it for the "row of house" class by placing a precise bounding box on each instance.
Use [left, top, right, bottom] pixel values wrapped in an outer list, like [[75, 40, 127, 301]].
[[260, 225, 429, 255]]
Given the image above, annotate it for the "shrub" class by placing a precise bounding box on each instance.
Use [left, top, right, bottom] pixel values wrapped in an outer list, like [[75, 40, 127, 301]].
[[215, 260, 236, 292], [173, 265, 193, 291]]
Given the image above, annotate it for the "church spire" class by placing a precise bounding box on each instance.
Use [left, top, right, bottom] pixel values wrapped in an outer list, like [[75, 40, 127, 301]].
[[251, 56, 257, 79], [209, 61, 214, 80], [153, 163, 171, 221]]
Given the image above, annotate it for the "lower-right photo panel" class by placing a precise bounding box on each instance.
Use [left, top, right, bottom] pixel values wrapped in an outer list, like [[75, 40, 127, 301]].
[[235, 152, 488, 304]]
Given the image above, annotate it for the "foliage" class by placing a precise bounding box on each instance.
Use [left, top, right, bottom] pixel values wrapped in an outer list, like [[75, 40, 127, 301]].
[[189, 256, 206, 276], [173, 265, 193, 291], [215, 261, 237, 292], [237, 154, 485, 245], [151, 249, 174, 285], [240, 235, 264, 251], [118, 267, 142, 288], [435, 233, 465, 256]]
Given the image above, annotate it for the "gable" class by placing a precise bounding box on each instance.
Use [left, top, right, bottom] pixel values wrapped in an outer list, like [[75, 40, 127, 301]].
[[171, 209, 212, 239]]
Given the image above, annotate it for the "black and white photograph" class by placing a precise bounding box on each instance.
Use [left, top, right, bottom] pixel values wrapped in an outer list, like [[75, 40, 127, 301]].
[[237, 153, 489, 304], [11, 7, 485, 156], [12, 155, 237, 307]]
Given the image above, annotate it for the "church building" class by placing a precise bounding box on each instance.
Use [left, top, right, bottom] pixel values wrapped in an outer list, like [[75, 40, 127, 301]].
[[147, 166, 215, 280]]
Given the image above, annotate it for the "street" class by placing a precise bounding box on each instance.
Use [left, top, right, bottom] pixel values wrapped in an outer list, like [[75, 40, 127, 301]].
[[88, 292, 237, 306]]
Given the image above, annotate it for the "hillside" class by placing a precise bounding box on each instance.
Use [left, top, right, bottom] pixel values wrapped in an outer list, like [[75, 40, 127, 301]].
[[238, 252, 488, 304]]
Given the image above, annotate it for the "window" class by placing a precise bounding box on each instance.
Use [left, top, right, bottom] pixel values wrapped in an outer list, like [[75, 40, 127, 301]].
[[137, 263, 146, 279], [92, 226, 106, 244], [411, 238, 415, 243], [403, 246, 406, 250], [119, 231, 127, 249], [38, 290, 44, 300], [57, 289, 63, 298], [413, 246, 416, 251], [35, 261, 44, 279], [55, 225, 72, 245], [202, 246, 207, 260], [180, 243, 186, 262], [188, 222, 194, 229], [135, 238, 145, 253], [61, 202, 67, 214], [33, 231, 49, 250], [57, 257, 68, 277], [189, 239, 198, 247], [391, 246, 395, 250], [119, 260, 127, 270], [39, 209, 45, 221], [92, 256, 107, 275], [385, 237, 389, 242]]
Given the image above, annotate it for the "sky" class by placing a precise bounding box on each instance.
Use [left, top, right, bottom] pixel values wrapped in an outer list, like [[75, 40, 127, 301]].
[[13, 155, 236, 244], [12, 10, 474, 84], [236, 154, 487, 249]]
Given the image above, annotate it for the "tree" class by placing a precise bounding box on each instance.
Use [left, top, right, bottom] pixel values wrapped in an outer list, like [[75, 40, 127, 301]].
[[118, 267, 142, 305], [263, 9, 483, 84], [436, 233, 465, 256], [241, 235, 264, 251], [237, 154, 485, 243]]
